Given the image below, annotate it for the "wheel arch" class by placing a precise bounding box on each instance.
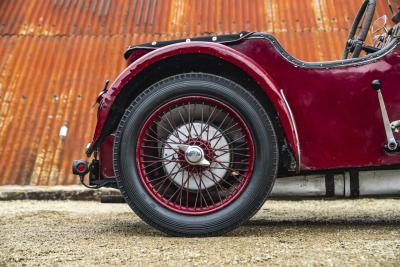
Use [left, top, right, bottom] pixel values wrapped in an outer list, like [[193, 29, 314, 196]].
[[92, 42, 300, 171]]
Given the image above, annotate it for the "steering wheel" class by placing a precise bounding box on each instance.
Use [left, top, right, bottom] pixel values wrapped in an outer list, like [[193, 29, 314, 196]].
[[343, 0, 377, 59]]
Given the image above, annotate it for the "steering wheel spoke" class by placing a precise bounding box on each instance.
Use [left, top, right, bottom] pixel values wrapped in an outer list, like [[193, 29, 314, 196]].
[[343, 0, 376, 59]]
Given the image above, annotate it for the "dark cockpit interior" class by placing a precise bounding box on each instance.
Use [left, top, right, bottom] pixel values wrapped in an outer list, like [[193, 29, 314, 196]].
[[344, 0, 400, 59]]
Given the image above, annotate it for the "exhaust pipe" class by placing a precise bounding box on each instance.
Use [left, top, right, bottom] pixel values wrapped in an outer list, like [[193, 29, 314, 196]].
[[271, 170, 400, 198]]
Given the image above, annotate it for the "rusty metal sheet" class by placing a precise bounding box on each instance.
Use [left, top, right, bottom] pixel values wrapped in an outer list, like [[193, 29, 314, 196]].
[[0, 0, 391, 185]]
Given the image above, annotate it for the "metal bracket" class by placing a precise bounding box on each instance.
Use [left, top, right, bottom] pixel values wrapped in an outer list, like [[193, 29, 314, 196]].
[[390, 120, 400, 131], [371, 80, 399, 152]]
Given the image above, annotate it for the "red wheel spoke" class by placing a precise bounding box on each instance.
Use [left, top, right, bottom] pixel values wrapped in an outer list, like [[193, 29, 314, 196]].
[[141, 159, 182, 164], [146, 130, 182, 154], [154, 119, 175, 137], [210, 124, 241, 149], [154, 119, 189, 143], [150, 169, 180, 183], [214, 135, 246, 150], [213, 159, 248, 173], [176, 171, 187, 207], [191, 168, 216, 206], [165, 109, 189, 142], [150, 164, 190, 185], [201, 171, 224, 202], [209, 122, 239, 141], [193, 178, 200, 209], [213, 159, 248, 164], [209, 166, 247, 172], [214, 127, 243, 143], [167, 171, 186, 203], [213, 162, 246, 184], [190, 104, 202, 138], [140, 154, 175, 161], [160, 167, 183, 198], [196, 171, 207, 208], [168, 168, 189, 206], [152, 163, 180, 189], [215, 150, 250, 158], [141, 144, 164, 149], [141, 145, 180, 152], [142, 158, 165, 169], [185, 172, 190, 209], [144, 164, 165, 175], [200, 102, 204, 139], [199, 176, 215, 206], [198, 106, 217, 138], [143, 138, 180, 145], [208, 112, 230, 140], [207, 169, 236, 188], [177, 108, 191, 137], [187, 102, 193, 137], [213, 147, 249, 152]]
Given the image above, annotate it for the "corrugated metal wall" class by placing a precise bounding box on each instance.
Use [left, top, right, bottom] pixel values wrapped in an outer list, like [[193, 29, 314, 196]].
[[0, 0, 389, 185]]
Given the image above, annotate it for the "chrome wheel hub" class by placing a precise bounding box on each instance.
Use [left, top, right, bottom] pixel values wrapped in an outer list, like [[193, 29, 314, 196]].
[[162, 122, 230, 190], [178, 144, 210, 166], [185, 146, 203, 163]]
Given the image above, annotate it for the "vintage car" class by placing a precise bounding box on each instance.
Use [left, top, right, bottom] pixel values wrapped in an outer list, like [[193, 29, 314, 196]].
[[73, 0, 400, 236]]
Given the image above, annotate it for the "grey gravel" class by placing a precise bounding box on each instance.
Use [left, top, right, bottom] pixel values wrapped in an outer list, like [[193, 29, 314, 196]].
[[1, 199, 400, 266], [0, 186, 120, 201]]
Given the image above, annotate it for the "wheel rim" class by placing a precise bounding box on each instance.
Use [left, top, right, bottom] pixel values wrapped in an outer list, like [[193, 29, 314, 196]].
[[136, 96, 255, 215]]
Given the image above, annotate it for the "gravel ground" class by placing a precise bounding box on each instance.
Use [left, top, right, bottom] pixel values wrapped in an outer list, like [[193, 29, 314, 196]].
[[1, 199, 400, 266]]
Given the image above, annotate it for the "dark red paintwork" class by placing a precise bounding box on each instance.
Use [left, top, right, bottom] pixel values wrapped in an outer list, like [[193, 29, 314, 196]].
[[237, 38, 400, 170], [92, 32, 400, 178], [99, 134, 115, 179], [94, 42, 299, 163]]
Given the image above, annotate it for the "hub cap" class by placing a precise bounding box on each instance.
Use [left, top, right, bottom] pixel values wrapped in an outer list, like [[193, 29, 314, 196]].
[[184, 145, 205, 164], [162, 122, 230, 190], [136, 96, 255, 215]]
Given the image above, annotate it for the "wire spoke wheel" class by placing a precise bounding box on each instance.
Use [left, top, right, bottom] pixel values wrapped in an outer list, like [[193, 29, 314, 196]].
[[114, 73, 278, 236], [136, 96, 255, 215]]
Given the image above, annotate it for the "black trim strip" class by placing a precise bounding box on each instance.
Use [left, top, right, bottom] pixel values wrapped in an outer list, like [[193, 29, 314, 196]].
[[325, 173, 335, 197], [349, 170, 360, 198], [124, 31, 253, 59], [248, 32, 399, 68]]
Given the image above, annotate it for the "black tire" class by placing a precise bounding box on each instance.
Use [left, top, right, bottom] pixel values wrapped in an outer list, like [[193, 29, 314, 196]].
[[113, 73, 278, 236]]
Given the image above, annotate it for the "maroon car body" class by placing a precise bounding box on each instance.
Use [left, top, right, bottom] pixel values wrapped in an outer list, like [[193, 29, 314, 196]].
[[73, 0, 400, 236], [94, 34, 400, 173]]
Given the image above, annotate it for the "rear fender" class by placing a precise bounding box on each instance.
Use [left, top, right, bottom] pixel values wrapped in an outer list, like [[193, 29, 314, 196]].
[[90, 42, 301, 168]]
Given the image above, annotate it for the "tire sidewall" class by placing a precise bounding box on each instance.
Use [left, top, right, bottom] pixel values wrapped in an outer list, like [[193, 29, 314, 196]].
[[115, 73, 278, 235]]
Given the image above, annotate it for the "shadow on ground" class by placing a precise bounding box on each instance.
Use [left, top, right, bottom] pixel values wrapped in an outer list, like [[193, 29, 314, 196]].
[[104, 215, 400, 237]]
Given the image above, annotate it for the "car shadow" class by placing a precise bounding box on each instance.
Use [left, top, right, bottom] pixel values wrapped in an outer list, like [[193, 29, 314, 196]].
[[245, 218, 400, 227], [104, 216, 400, 238]]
